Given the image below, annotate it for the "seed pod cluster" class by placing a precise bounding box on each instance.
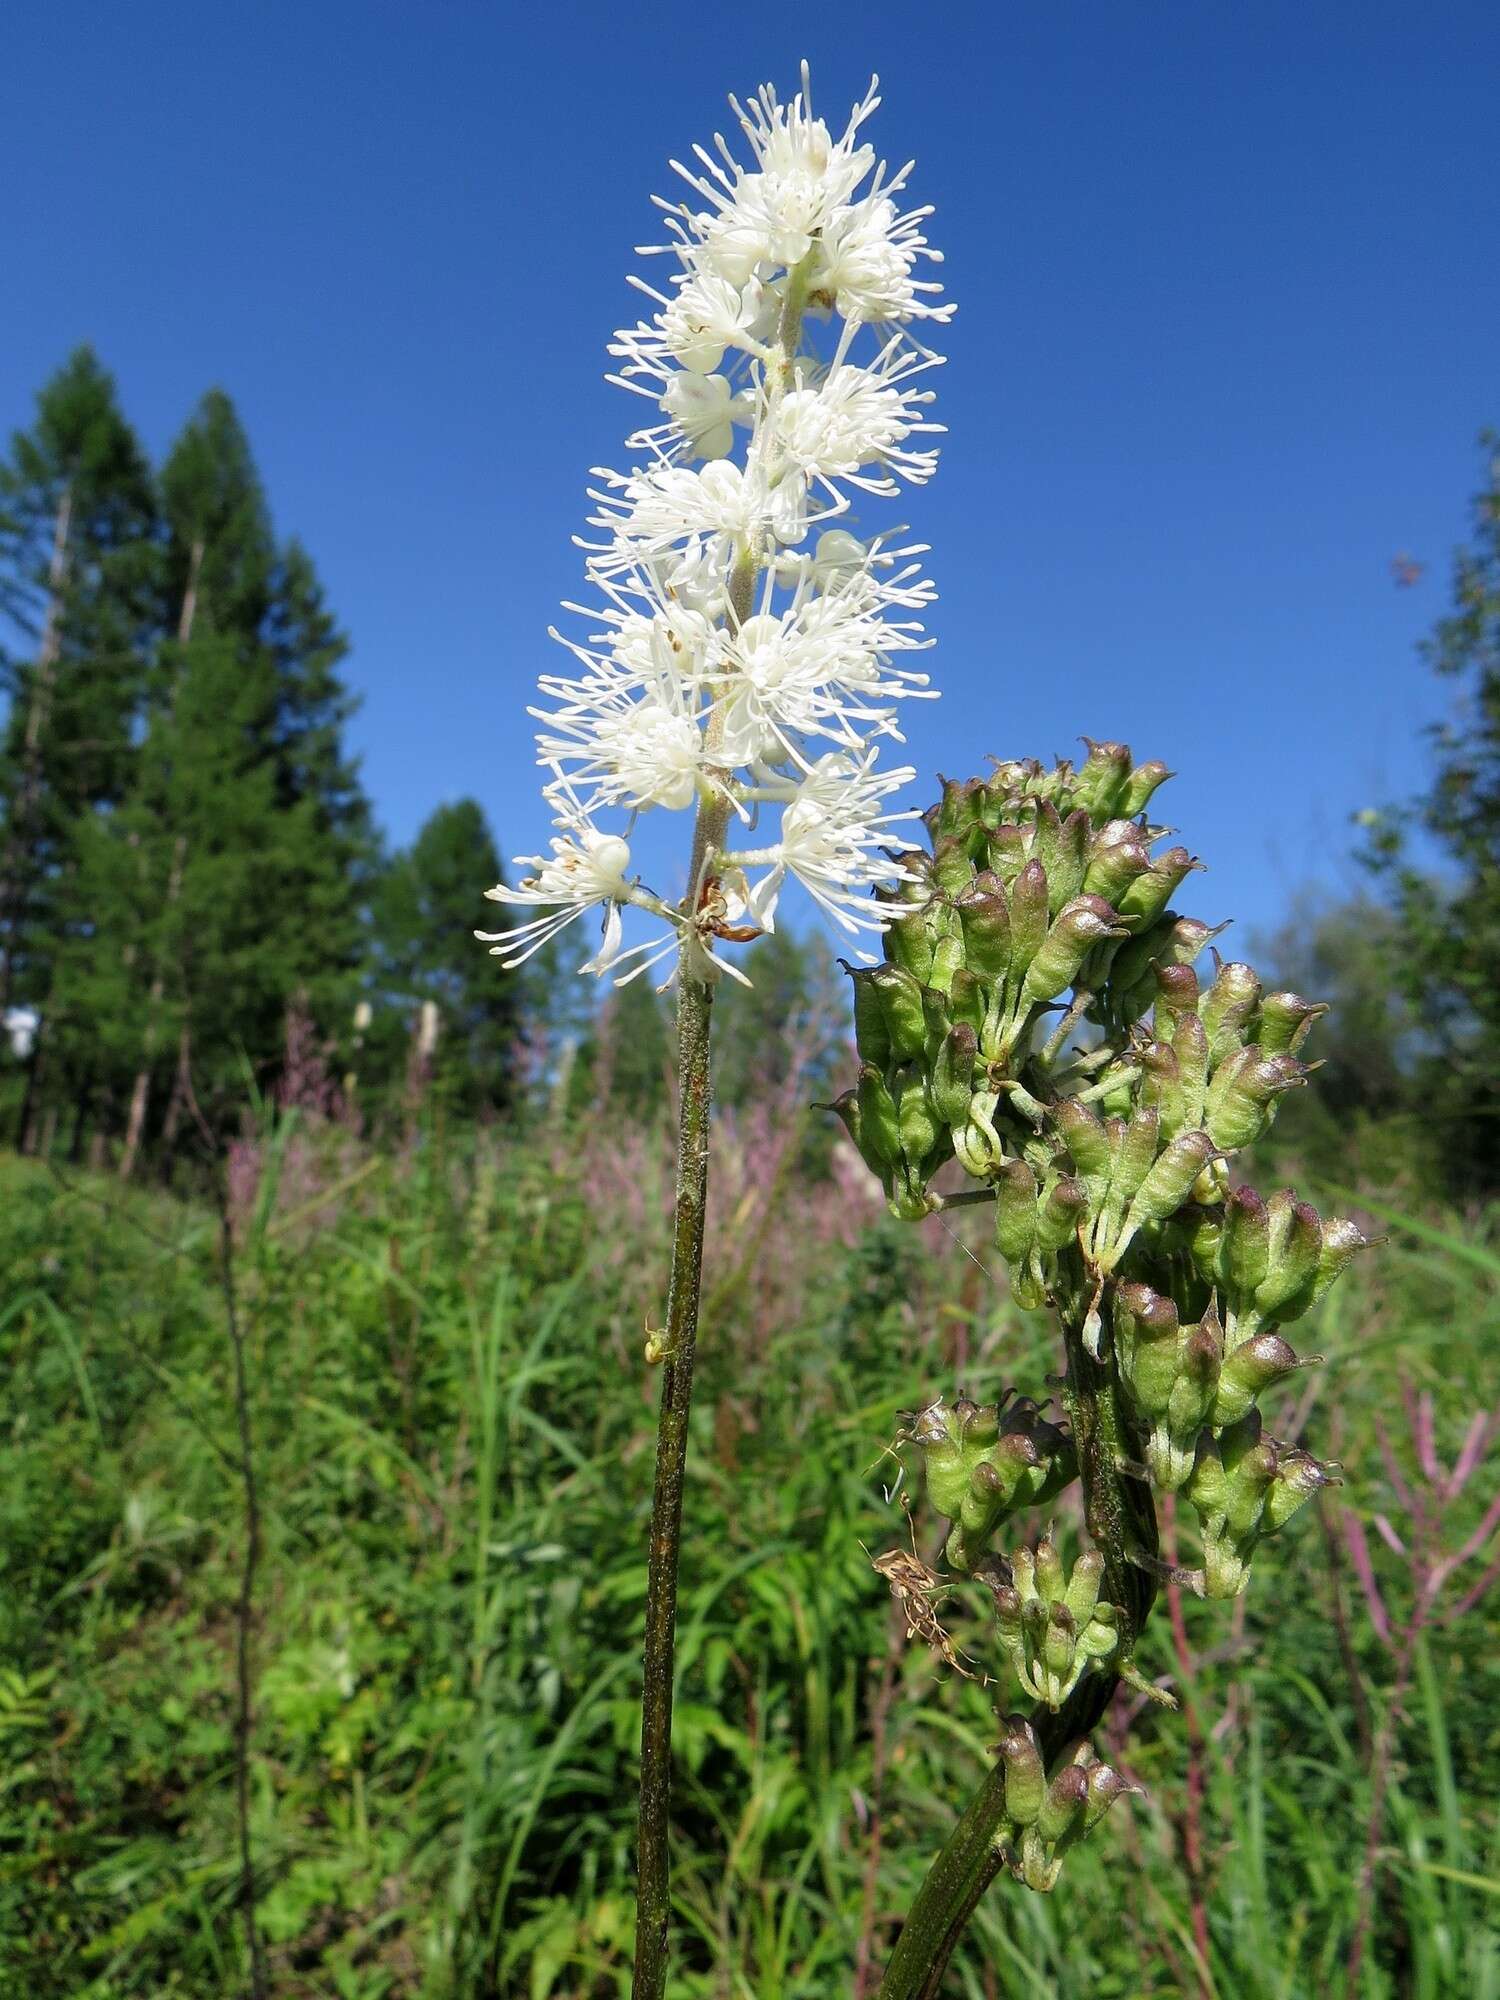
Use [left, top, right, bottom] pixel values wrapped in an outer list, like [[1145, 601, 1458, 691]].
[[907, 1395, 1076, 1574], [995, 1717, 1141, 1892], [851, 748, 1374, 1889], [985, 1537, 1121, 1709]]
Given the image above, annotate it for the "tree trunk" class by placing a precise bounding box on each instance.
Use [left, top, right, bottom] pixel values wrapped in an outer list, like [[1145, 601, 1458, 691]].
[[0, 485, 73, 1010]]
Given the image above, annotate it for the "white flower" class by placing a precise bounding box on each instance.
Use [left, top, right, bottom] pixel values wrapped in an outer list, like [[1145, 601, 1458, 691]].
[[737, 751, 919, 934], [475, 826, 640, 972], [661, 371, 736, 459], [808, 191, 954, 326], [775, 333, 943, 495], [493, 67, 952, 987]]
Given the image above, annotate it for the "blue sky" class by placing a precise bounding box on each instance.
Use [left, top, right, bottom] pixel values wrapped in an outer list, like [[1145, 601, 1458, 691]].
[[4, 2, 1497, 947]]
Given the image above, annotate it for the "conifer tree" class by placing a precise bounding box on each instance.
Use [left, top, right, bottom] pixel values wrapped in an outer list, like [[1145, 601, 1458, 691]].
[[0, 349, 156, 1020], [372, 799, 523, 1117]]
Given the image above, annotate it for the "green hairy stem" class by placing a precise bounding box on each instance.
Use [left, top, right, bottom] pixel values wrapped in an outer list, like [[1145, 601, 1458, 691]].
[[631, 262, 814, 2000], [879, 1286, 1158, 2000]]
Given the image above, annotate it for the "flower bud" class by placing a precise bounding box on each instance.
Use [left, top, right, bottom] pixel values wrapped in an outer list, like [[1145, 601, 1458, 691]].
[[1022, 896, 1125, 1005], [931, 1022, 978, 1126], [955, 872, 1011, 983]]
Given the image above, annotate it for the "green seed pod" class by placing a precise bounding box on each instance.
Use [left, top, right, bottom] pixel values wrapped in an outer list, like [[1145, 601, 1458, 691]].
[[1117, 845, 1197, 927], [855, 1066, 901, 1170], [824, 1087, 885, 1181], [894, 1064, 942, 1165], [1007, 858, 1050, 985], [1114, 1282, 1182, 1418], [1211, 1332, 1302, 1427], [1111, 1106, 1162, 1205], [927, 930, 967, 996], [1072, 739, 1134, 820], [879, 900, 937, 984], [1054, 1098, 1112, 1181], [1138, 1040, 1182, 1131], [1253, 989, 1329, 1056], [1206, 1049, 1305, 1152], [1151, 962, 1201, 1041], [931, 836, 976, 897], [845, 968, 892, 1068], [1200, 961, 1262, 1057], [1023, 895, 1125, 1005], [1262, 1446, 1335, 1531], [1036, 1174, 1089, 1253], [1037, 1762, 1090, 1845], [1000, 1717, 1046, 1826], [1042, 1601, 1078, 1677], [946, 964, 985, 1035], [1222, 1433, 1278, 1538], [1126, 1129, 1216, 1228], [871, 962, 927, 1062], [1220, 1185, 1271, 1302], [1118, 757, 1172, 817], [955, 872, 1011, 983], [931, 1022, 978, 1125], [1064, 1549, 1104, 1623], [1032, 803, 1090, 911], [985, 820, 1030, 884], [1309, 1217, 1370, 1310], [1035, 1535, 1066, 1602], [1083, 824, 1153, 906], [994, 1159, 1040, 1265], [1083, 1759, 1139, 1832], [1255, 1192, 1323, 1319]]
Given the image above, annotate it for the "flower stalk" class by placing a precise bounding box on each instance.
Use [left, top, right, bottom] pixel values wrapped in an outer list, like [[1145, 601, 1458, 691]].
[[482, 66, 952, 1998]]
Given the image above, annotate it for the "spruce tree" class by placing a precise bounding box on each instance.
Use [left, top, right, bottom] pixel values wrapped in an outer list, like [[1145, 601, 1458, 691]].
[[0, 348, 157, 1021], [373, 799, 524, 1117]]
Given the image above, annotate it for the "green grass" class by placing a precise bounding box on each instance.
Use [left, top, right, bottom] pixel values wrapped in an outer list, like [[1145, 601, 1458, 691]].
[[0, 1136, 1496, 1997]]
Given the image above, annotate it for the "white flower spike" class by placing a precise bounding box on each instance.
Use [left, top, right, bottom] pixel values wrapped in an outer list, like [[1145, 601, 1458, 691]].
[[484, 63, 952, 986]]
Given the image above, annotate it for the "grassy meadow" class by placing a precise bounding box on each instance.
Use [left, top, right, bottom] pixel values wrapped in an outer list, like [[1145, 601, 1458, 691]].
[[0, 1105, 1496, 1999]]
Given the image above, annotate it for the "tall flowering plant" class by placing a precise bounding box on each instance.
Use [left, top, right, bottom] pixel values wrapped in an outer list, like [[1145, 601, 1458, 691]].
[[481, 68, 951, 2000]]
